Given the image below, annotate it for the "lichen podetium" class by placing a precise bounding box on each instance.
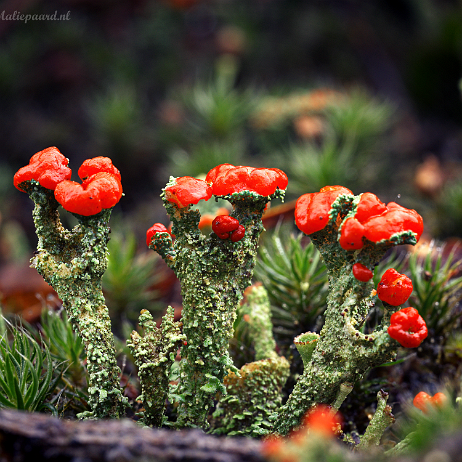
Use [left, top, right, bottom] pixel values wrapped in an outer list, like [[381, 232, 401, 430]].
[[24, 182, 127, 418], [211, 284, 290, 437], [147, 166, 287, 429], [127, 306, 184, 427], [14, 149, 127, 419], [273, 188, 424, 435]]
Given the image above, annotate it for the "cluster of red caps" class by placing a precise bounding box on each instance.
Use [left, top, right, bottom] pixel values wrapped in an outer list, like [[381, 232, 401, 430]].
[[376, 268, 428, 348], [294, 186, 428, 349], [211, 215, 245, 242], [294, 186, 424, 248], [413, 391, 447, 413], [148, 163, 287, 246], [351, 265, 428, 348], [14, 147, 123, 216], [163, 163, 288, 208], [261, 405, 341, 459]]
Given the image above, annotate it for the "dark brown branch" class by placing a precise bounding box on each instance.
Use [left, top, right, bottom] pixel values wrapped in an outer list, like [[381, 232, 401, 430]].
[[0, 410, 265, 462], [3, 409, 462, 462]]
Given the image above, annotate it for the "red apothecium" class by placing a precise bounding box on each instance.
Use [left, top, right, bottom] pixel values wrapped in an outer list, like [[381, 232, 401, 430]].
[[352, 263, 373, 282], [387, 307, 428, 348], [14, 146, 72, 192], [164, 176, 212, 208], [230, 225, 245, 242], [295, 186, 353, 235], [54, 171, 123, 216], [377, 268, 413, 306], [362, 202, 423, 243], [212, 215, 239, 238], [198, 208, 229, 231], [413, 391, 447, 413], [339, 218, 365, 250], [206, 164, 288, 197], [146, 223, 170, 247], [303, 404, 342, 437], [211, 215, 246, 242], [354, 192, 387, 223], [339, 193, 424, 251], [78, 156, 121, 182]]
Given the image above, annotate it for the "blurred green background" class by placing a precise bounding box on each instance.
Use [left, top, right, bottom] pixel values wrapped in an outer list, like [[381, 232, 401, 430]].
[[1, 0, 462, 317]]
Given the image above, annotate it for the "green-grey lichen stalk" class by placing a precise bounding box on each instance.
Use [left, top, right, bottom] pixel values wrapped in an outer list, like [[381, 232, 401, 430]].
[[127, 306, 184, 427], [22, 181, 126, 419], [211, 284, 290, 436], [357, 390, 395, 449], [148, 181, 285, 429], [238, 283, 281, 361], [273, 195, 417, 435]]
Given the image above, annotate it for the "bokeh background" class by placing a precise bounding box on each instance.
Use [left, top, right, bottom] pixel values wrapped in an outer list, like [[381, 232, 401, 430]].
[[1, 0, 462, 319]]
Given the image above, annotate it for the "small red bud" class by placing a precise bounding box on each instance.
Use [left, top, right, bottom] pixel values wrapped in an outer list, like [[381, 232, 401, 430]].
[[352, 263, 373, 282], [388, 307, 427, 348], [413, 391, 447, 413], [230, 224, 245, 242], [212, 215, 239, 235], [378, 268, 413, 306], [146, 223, 170, 247]]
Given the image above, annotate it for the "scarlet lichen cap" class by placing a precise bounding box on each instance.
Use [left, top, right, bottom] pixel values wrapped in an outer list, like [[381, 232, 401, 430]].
[[303, 404, 341, 437], [212, 215, 239, 235], [230, 224, 245, 242], [78, 156, 121, 182], [377, 268, 413, 306], [352, 262, 373, 282], [54, 172, 123, 216], [211, 216, 246, 242], [205, 164, 288, 197], [362, 202, 424, 243], [164, 176, 212, 208], [205, 164, 235, 184], [388, 307, 428, 348], [354, 192, 387, 223], [14, 146, 72, 192], [413, 391, 447, 413], [295, 186, 353, 235], [339, 218, 365, 250], [146, 223, 170, 247], [198, 208, 229, 230], [338, 193, 424, 250]]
